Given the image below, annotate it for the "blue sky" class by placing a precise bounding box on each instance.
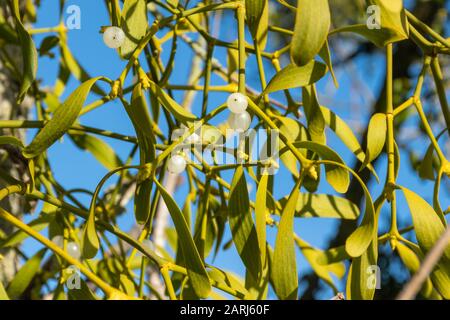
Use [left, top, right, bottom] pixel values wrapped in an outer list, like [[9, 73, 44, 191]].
[[18, 0, 449, 299]]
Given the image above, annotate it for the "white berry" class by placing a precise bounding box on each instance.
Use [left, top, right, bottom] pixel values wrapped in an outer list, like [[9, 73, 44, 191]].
[[103, 26, 125, 49], [52, 235, 64, 248], [228, 111, 251, 132], [167, 155, 186, 174], [67, 241, 81, 260], [227, 93, 248, 114]]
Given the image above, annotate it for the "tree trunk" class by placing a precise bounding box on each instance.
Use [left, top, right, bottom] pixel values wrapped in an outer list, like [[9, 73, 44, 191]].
[[0, 1, 32, 286]]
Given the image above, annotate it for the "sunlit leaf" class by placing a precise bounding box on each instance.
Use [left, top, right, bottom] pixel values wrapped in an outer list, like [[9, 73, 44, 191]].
[[228, 166, 262, 280], [293, 141, 350, 193], [120, 0, 148, 59], [155, 179, 211, 298], [255, 173, 268, 266], [302, 85, 326, 144], [264, 62, 328, 94], [295, 237, 343, 291], [319, 41, 338, 87], [272, 182, 299, 300], [0, 279, 9, 300], [0, 136, 24, 149], [396, 242, 435, 298], [69, 131, 123, 171], [23, 77, 103, 158], [291, 0, 330, 66], [361, 113, 387, 170], [346, 197, 384, 300], [401, 187, 450, 263], [279, 193, 359, 219], [149, 80, 197, 124], [320, 106, 378, 181], [7, 248, 46, 299]]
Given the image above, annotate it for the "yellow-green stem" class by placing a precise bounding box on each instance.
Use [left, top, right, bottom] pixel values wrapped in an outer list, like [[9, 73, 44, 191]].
[[161, 266, 177, 300], [237, 3, 246, 93]]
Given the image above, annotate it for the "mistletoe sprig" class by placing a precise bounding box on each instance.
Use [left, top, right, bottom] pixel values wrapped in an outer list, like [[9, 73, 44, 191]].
[[0, 0, 449, 300]]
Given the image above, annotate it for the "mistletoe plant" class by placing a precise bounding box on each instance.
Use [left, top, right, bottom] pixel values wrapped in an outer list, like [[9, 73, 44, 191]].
[[0, 0, 449, 300]]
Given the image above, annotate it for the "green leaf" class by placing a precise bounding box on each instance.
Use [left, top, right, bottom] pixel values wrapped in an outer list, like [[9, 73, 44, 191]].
[[69, 131, 123, 171], [361, 113, 387, 170], [419, 143, 436, 180], [275, 115, 308, 177], [0, 136, 24, 149], [246, 0, 268, 50], [82, 206, 100, 260], [245, 254, 270, 300], [368, 0, 409, 42], [291, 0, 330, 66], [68, 279, 99, 300], [272, 181, 299, 300], [207, 266, 248, 298], [319, 40, 338, 87], [344, 174, 377, 258], [263, 61, 328, 94], [0, 17, 19, 44], [255, 173, 268, 266], [293, 141, 350, 193], [10, 0, 38, 102], [167, 0, 179, 7], [7, 248, 46, 299], [125, 83, 156, 224], [331, 0, 409, 49], [154, 179, 211, 298], [23, 77, 103, 158], [227, 46, 239, 78], [0, 214, 54, 248], [38, 35, 60, 57], [119, 273, 136, 296], [316, 245, 350, 265], [228, 166, 261, 280], [401, 187, 450, 263], [279, 193, 359, 219], [302, 85, 326, 144], [430, 263, 450, 299], [120, 0, 148, 59], [320, 106, 378, 181], [149, 80, 197, 124], [295, 237, 343, 291], [396, 242, 435, 298], [245, 0, 266, 38], [346, 242, 377, 300], [346, 197, 384, 300], [255, 0, 269, 50], [0, 280, 9, 300], [419, 129, 446, 181]]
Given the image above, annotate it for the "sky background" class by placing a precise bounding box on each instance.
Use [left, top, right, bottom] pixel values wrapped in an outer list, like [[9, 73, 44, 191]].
[[17, 0, 450, 299]]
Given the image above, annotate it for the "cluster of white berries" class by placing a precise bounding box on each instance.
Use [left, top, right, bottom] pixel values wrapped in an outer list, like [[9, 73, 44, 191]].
[[52, 235, 81, 260], [227, 93, 251, 132], [103, 26, 125, 49], [166, 93, 251, 174]]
